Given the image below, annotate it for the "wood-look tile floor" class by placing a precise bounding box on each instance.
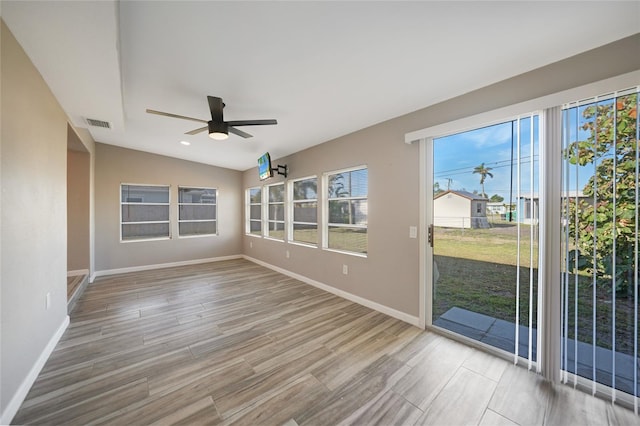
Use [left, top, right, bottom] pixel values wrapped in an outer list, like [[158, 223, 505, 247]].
[[15, 259, 638, 425], [66, 274, 85, 300]]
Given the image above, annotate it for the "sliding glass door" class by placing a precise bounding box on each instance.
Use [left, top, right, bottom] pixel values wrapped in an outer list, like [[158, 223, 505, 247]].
[[424, 84, 639, 409], [561, 88, 639, 403], [430, 116, 540, 365]]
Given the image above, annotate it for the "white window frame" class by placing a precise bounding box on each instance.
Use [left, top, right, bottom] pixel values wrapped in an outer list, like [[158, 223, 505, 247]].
[[120, 183, 171, 242], [177, 186, 218, 238], [246, 186, 263, 237], [322, 165, 368, 257], [265, 182, 285, 242], [288, 175, 318, 247]]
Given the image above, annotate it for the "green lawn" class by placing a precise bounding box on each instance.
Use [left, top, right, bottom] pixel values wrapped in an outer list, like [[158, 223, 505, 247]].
[[433, 223, 637, 355]]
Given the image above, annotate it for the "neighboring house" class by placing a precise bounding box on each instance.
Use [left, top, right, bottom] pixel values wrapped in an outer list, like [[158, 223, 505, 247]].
[[518, 190, 589, 225], [486, 202, 507, 216], [434, 190, 490, 229]]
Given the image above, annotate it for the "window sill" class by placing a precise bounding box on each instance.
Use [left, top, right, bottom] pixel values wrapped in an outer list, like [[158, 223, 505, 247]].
[[120, 236, 171, 243], [288, 241, 318, 249], [264, 237, 285, 243], [323, 247, 368, 258]]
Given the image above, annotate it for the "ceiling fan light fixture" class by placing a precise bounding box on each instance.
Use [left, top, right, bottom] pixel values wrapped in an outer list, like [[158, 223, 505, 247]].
[[208, 121, 229, 140]]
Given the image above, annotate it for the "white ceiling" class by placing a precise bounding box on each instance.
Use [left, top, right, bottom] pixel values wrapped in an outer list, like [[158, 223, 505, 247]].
[[2, 1, 639, 171]]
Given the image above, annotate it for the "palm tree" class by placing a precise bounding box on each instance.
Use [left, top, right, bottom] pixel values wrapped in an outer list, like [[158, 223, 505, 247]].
[[472, 163, 493, 198]]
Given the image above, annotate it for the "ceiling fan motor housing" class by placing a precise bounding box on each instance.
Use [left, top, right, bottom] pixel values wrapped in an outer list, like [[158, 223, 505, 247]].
[[208, 121, 229, 139]]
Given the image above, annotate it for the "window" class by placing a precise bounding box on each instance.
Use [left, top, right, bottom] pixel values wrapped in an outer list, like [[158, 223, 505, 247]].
[[324, 167, 368, 254], [178, 187, 217, 237], [246, 187, 262, 236], [289, 176, 317, 246], [266, 183, 285, 240], [120, 184, 170, 241], [476, 202, 482, 214]]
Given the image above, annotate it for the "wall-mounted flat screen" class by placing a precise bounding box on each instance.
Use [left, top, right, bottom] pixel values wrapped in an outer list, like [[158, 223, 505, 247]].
[[258, 152, 273, 181]]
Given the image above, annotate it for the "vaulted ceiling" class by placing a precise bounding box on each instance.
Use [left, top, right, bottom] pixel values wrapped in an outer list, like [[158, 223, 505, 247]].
[[3, 1, 638, 170]]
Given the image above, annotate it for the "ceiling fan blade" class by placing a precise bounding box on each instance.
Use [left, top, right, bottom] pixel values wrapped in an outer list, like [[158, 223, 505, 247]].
[[146, 109, 208, 124], [185, 126, 208, 135], [207, 96, 224, 122], [228, 126, 253, 138], [226, 119, 278, 127]]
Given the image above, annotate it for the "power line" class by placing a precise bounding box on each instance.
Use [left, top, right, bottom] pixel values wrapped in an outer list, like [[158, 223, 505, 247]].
[[434, 158, 538, 178], [433, 154, 538, 177]]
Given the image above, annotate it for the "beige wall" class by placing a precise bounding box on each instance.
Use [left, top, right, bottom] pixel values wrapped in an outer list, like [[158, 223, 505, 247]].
[[1, 20, 69, 418], [244, 120, 421, 317], [94, 143, 243, 272], [67, 147, 90, 271], [242, 33, 640, 319], [72, 127, 97, 277]]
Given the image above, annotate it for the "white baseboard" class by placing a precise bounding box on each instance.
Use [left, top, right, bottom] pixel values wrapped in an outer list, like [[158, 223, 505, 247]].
[[67, 269, 89, 277], [1, 315, 70, 425], [243, 255, 420, 327], [91, 255, 243, 282]]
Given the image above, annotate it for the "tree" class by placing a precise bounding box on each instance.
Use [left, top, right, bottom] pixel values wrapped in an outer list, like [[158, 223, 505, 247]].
[[328, 173, 352, 224], [434, 182, 444, 195], [472, 163, 494, 198], [490, 194, 504, 202], [565, 93, 638, 295]]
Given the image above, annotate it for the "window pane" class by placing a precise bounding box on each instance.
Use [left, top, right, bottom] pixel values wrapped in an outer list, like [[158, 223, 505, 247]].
[[269, 184, 284, 202], [179, 188, 216, 204], [328, 173, 349, 198], [293, 224, 317, 244], [293, 179, 317, 200], [121, 185, 169, 203], [249, 188, 261, 203], [250, 220, 262, 234], [328, 169, 367, 198], [122, 223, 169, 240], [328, 200, 367, 225], [561, 91, 639, 397], [250, 204, 261, 220], [269, 204, 285, 221], [179, 221, 216, 236], [293, 202, 317, 223], [122, 204, 170, 222], [179, 205, 216, 221], [328, 226, 367, 254], [267, 221, 285, 240], [349, 168, 368, 197]]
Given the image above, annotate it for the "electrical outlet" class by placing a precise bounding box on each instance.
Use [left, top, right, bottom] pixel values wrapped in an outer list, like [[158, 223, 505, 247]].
[[409, 226, 418, 239], [342, 264, 348, 275], [286, 250, 290, 259]]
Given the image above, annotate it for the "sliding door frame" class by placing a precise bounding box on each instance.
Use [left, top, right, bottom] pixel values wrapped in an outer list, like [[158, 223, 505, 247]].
[[411, 71, 640, 387]]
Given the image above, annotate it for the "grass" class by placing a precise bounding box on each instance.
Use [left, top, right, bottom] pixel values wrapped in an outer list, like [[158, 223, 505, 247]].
[[258, 227, 367, 254], [433, 221, 638, 355]]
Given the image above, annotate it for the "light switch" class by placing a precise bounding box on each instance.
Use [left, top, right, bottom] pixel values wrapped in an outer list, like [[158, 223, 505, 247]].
[[409, 226, 418, 239]]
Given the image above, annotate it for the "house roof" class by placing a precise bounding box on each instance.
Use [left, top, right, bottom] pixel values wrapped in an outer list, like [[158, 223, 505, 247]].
[[434, 190, 488, 201]]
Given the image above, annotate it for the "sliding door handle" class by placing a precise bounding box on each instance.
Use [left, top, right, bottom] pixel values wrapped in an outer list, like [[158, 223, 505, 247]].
[[428, 224, 434, 248]]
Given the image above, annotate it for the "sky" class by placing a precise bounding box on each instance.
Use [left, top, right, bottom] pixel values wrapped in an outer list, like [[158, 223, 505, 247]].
[[432, 105, 611, 205], [433, 116, 539, 204]]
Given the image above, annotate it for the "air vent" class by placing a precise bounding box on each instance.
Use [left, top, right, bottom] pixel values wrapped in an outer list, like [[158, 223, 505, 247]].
[[85, 118, 111, 129]]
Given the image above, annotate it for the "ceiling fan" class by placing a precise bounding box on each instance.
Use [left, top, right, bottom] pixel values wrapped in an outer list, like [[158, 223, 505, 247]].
[[146, 96, 277, 140]]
